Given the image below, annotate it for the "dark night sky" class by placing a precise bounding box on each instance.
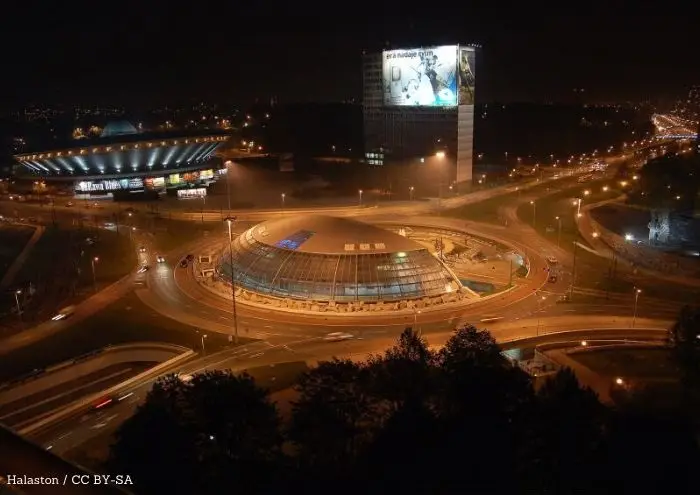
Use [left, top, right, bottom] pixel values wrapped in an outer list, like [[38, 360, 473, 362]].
[[3, 1, 698, 107]]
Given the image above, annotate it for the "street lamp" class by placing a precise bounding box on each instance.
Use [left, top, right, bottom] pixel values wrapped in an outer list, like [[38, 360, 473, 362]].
[[435, 151, 446, 159], [529, 200, 537, 228], [281, 193, 286, 207], [632, 288, 642, 328], [201, 333, 208, 354], [201, 195, 206, 223], [14, 289, 22, 323], [555, 216, 562, 247], [573, 197, 582, 217], [225, 216, 240, 344], [536, 294, 547, 336], [409, 186, 414, 201], [358, 189, 363, 207], [91, 257, 99, 293], [129, 226, 136, 242], [413, 308, 422, 336], [225, 160, 233, 215]]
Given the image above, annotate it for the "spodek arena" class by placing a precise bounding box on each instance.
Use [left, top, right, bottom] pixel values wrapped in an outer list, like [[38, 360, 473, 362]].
[[12, 120, 229, 197], [215, 215, 478, 312]]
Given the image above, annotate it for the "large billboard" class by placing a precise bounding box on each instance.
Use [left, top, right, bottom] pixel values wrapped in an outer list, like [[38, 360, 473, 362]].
[[458, 47, 476, 105], [383, 45, 459, 107]]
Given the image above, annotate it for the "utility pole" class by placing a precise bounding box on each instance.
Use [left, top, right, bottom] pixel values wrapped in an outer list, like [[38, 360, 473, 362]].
[[225, 216, 240, 344], [569, 240, 578, 301]]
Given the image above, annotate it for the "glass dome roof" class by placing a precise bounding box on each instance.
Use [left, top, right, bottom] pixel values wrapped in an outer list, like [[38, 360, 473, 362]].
[[217, 216, 462, 303], [100, 120, 138, 138]]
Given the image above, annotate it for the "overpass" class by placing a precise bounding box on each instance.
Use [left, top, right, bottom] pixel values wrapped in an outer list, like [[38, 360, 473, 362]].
[[652, 113, 698, 140]]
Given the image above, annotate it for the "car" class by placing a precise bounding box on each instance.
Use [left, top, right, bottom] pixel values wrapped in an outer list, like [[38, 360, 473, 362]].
[[546, 256, 558, 265], [557, 294, 570, 303], [548, 274, 558, 283], [51, 305, 76, 321], [177, 373, 194, 383], [323, 332, 354, 342], [139, 246, 147, 253], [137, 265, 150, 273], [93, 396, 117, 410], [65, 201, 74, 207], [156, 255, 166, 263]]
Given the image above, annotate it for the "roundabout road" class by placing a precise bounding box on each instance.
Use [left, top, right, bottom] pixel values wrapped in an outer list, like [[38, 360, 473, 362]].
[[135, 213, 680, 345]]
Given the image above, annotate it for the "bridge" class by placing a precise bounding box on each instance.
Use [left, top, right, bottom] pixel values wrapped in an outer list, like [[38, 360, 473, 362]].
[[652, 113, 698, 140]]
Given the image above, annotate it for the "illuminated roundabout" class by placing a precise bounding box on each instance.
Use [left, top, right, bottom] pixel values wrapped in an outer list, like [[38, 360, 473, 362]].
[[189, 215, 529, 317]]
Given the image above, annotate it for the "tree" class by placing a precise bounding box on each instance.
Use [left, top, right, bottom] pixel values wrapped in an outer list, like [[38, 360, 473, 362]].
[[288, 358, 378, 473], [432, 325, 535, 491], [667, 306, 700, 416], [526, 367, 607, 493], [110, 371, 282, 495], [365, 327, 438, 412], [109, 375, 198, 495]]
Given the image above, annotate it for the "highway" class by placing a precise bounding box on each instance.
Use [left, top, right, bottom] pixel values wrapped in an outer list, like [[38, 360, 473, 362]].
[[29, 314, 672, 456]]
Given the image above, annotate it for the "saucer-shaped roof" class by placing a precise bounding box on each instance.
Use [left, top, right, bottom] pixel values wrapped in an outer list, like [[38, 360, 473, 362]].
[[218, 215, 464, 303], [251, 215, 420, 255], [100, 120, 138, 138]]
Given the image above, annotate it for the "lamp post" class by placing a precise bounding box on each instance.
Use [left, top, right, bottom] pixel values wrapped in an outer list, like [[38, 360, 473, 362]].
[[536, 293, 546, 336], [201, 195, 206, 224], [129, 226, 136, 242], [632, 288, 642, 328], [225, 160, 232, 215], [409, 186, 414, 201], [358, 189, 363, 207], [413, 308, 422, 336], [91, 257, 99, 293], [281, 193, 286, 208], [555, 216, 562, 247], [225, 216, 240, 344], [569, 239, 578, 301], [529, 200, 537, 228], [201, 333, 207, 354], [14, 289, 22, 323]]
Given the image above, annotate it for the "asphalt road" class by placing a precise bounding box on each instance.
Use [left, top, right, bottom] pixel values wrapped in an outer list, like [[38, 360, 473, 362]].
[[0, 363, 153, 430], [31, 315, 672, 457]]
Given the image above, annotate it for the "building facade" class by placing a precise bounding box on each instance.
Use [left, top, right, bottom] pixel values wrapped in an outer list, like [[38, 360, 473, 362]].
[[362, 45, 477, 184]]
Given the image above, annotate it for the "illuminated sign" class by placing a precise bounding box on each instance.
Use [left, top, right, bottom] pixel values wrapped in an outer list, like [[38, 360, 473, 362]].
[[169, 173, 181, 185], [128, 178, 144, 189], [458, 47, 476, 105], [383, 45, 459, 107], [200, 169, 214, 180], [177, 188, 207, 199]]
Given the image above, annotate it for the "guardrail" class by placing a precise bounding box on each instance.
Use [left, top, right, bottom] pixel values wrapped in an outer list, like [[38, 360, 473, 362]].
[[19, 348, 196, 437], [0, 343, 189, 401]]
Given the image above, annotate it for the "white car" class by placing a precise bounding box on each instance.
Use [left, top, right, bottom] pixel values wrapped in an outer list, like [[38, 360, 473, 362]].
[[546, 256, 558, 265], [156, 255, 166, 263], [177, 373, 193, 383], [323, 332, 354, 342]]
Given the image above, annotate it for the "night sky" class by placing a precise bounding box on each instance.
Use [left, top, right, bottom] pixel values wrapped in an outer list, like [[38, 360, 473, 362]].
[[4, 1, 697, 107]]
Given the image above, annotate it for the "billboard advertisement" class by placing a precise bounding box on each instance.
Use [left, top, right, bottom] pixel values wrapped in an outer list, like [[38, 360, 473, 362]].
[[382, 45, 458, 107], [458, 47, 476, 105]]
